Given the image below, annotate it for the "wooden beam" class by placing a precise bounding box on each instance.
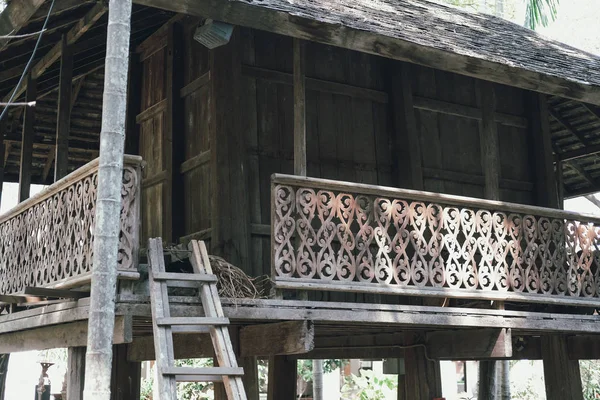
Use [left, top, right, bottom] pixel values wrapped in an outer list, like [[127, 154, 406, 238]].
[[42, 145, 55, 182], [127, 334, 214, 362], [531, 94, 559, 208], [23, 287, 88, 299], [549, 108, 591, 146], [558, 143, 600, 162], [0, 0, 46, 53], [0, 316, 132, 353], [478, 81, 500, 200], [66, 347, 86, 400], [132, 0, 600, 106], [391, 62, 423, 189], [293, 38, 306, 176], [426, 328, 512, 360], [0, 119, 5, 205], [542, 336, 583, 400], [403, 332, 442, 400], [239, 321, 314, 357], [267, 356, 296, 400], [54, 35, 73, 181], [3, 2, 107, 103], [18, 73, 35, 202], [70, 77, 85, 112]]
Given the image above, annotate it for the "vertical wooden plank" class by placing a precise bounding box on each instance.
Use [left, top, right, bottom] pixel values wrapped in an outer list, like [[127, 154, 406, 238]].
[[210, 32, 251, 269], [531, 93, 559, 208], [167, 23, 185, 241], [240, 356, 259, 400], [391, 62, 423, 189], [110, 344, 141, 400], [0, 119, 5, 206], [556, 158, 564, 208], [66, 347, 86, 400], [478, 81, 500, 199], [125, 52, 142, 155], [542, 336, 583, 400], [267, 356, 296, 400], [403, 333, 442, 400], [0, 354, 8, 400], [54, 35, 73, 182], [293, 38, 306, 176], [19, 73, 36, 202]]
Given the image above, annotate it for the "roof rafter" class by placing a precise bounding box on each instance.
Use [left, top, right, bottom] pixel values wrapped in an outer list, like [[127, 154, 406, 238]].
[[2, 2, 107, 103], [0, 0, 46, 53]]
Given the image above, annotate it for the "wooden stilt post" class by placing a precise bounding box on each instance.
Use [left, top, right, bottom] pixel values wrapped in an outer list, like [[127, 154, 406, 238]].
[[19, 73, 36, 202], [0, 118, 6, 206], [110, 344, 141, 400], [55, 34, 73, 182], [542, 336, 583, 400], [403, 333, 442, 400], [66, 347, 86, 400], [0, 354, 8, 400], [267, 356, 296, 400], [240, 357, 259, 400], [293, 38, 306, 177]]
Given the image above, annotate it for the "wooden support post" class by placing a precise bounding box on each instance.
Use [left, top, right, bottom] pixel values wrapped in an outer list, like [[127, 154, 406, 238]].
[[542, 336, 583, 400], [478, 360, 497, 400], [209, 31, 251, 268], [110, 344, 141, 400], [556, 159, 564, 208], [390, 62, 423, 190], [55, 35, 73, 181], [478, 81, 500, 200], [531, 93, 559, 208], [167, 23, 185, 241], [267, 356, 296, 400], [293, 38, 306, 176], [240, 356, 259, 400], [125, 53, 142, 155], [402, 333, 442, 400], [0, 119, 5, 206], [19, 73, 36, 202], [66, 347, 86, 400], [0, 354, 8, 400]]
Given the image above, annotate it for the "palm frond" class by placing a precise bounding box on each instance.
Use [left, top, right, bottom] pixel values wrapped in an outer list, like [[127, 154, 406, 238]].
[[526, 0, 560, 30]]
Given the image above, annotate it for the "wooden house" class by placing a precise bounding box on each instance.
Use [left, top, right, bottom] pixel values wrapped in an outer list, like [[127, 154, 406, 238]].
[[1, 0, 600, 398]]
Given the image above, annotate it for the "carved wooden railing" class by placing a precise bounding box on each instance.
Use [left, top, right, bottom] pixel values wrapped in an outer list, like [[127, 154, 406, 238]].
[[0, 156, 142, 295], [272, 174, 600, 307]]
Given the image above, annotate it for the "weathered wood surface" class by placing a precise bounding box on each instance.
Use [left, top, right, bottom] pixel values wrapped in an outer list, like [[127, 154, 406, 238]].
[[267, 356, 296, 400], [0, 0, 46, 52], [127, 334, 214, 361], [66, 347, 86, 400], [272, 173, 600, 306], [542, 336, 583, 400], [0, 156, 142, 295], [55, 35, 73, 182], [19, 73, 36, 202], [426, 328, 511, 359], [239, 320, 314, 357], [0, 316, 132, 353]]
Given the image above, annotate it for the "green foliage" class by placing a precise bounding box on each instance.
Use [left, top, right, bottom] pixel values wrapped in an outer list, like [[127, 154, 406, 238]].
[[140, 359, 215, 400], [341, 369, 397, 400], [581, 360, 600, 400], [296, 359, 348, 382], [525, 0, 560, 29]]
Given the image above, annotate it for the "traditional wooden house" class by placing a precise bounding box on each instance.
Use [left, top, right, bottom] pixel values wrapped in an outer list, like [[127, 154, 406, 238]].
[[2, 0, 600, 399]]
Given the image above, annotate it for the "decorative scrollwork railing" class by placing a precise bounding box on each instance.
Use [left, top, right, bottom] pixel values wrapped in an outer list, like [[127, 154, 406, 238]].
[[272, 174, 600, 307], [0, 156, 142, 295]]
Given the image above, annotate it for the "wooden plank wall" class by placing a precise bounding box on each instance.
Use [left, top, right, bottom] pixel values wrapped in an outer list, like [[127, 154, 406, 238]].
[[134, 25, 539, 279]]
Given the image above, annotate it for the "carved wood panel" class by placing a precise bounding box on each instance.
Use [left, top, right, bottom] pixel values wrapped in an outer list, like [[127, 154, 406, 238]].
[[273, 177, 600, 300], [0, 159, 141, 295]]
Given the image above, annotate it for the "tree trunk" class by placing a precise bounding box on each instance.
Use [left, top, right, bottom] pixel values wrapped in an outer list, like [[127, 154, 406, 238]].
[[83, 1, 132, 399], [312, 360, 324, 400]]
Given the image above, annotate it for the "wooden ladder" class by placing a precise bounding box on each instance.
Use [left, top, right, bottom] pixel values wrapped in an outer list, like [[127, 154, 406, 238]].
[[147, 238, 247, 400]]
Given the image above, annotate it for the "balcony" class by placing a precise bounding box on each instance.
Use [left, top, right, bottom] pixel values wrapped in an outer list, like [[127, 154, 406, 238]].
[[272, 174, 600, 308], [0, 156, 142, 297]]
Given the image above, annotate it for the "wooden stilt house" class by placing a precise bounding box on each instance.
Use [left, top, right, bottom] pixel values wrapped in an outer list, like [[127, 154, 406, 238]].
[[1, 0, 600, 399]]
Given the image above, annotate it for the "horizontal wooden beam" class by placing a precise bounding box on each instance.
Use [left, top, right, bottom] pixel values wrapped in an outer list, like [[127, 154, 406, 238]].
[[557, 144, 600, 162], [239, 320, 314, 357], [127, 334, 214, 361], [132, 0, 600, 106], [0, 316, 131, 353], [426, 328, 512, 359]]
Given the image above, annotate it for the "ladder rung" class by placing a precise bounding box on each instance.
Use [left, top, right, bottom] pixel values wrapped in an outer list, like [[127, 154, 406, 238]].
[[162, 367, 244, 379], [171, 325, 211, 334], [152, 272, 218, 283], [156, 317, 230, 326], [174, 374, 224, 382]]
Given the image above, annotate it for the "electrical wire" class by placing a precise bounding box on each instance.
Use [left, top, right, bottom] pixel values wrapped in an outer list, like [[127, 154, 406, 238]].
[[0, 0, 56, 123], [0, 29, 47, 39]]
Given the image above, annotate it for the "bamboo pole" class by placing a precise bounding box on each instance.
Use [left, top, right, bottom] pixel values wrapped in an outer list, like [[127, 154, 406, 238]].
[[83, 1, 132, 399]]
